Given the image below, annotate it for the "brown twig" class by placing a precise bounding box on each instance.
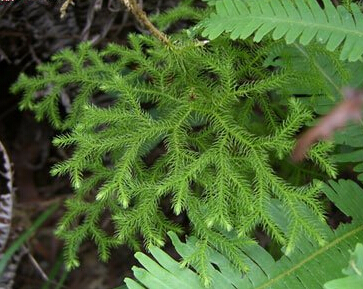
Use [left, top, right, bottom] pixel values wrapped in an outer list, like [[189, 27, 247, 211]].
[[27, 250, 49, 282], [120, 0, 171, 46], [60, 0, 75, 19]]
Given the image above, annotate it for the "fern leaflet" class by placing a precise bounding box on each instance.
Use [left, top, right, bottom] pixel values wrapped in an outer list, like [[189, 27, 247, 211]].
[[127, 179, 363, 288], [202, 0, 363, 61]]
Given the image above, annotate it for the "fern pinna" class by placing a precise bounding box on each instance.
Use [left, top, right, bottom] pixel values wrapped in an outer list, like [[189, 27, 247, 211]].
[[202, 0, 363, 61], [127, 180, 363, 288], [11, 22, 335, 275]]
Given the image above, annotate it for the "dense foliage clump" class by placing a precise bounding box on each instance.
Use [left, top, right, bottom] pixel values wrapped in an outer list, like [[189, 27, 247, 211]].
[[13, 0, 363, 286]]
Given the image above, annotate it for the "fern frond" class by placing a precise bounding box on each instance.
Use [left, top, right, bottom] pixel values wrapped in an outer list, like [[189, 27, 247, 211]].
[[127, 179, 363, 288], [330, 121, 363, 183], [323, 243, 363, 289], [202, 0, 363, 61]]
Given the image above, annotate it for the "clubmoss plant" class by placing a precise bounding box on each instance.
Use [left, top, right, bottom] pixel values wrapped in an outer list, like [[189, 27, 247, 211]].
[[11, 0, 341, 276]]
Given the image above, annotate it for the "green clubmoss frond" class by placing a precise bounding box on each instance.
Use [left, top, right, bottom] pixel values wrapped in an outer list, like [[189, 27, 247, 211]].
[[12, 30, 336, 272]]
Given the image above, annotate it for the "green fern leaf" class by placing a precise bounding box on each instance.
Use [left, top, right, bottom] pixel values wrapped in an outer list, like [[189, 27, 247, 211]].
[[324, 243, 363, 289], [264, 42, 351, 97], [330, 93, 363, 182], [127, 179, 363, 288], [202, 0, 363, 61]]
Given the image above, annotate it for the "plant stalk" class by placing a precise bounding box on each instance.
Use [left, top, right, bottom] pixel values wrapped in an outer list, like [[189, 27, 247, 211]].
[[120, 0, 171, 46]]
